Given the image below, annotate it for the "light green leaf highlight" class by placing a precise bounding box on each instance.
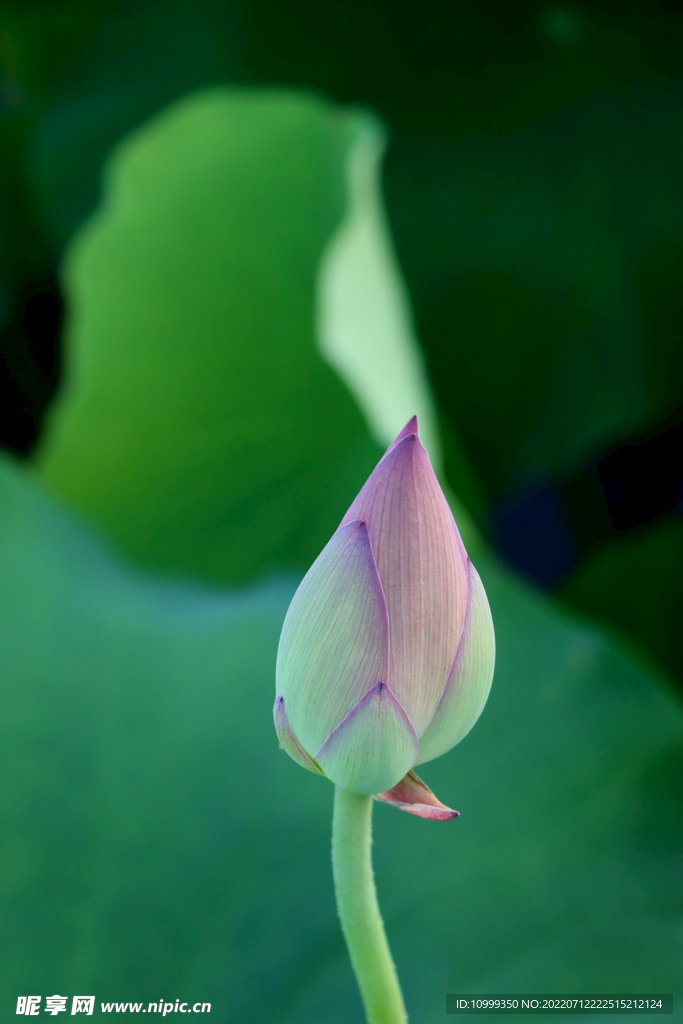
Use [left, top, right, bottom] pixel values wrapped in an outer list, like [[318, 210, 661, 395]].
[[313, 110, 478, 548], [316, 113, 440, 462]]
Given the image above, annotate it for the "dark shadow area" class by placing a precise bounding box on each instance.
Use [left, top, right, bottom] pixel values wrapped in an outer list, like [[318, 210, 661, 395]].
[[0, 280, 62, 456]]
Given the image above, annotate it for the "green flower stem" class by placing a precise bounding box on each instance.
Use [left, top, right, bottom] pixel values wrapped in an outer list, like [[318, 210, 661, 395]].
[[332, 786, 408, 1024]]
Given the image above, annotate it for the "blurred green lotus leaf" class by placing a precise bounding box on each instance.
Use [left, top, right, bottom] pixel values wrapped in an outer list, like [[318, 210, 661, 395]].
[[1, 455, 681, 1019], [36, 89, 387, 585]]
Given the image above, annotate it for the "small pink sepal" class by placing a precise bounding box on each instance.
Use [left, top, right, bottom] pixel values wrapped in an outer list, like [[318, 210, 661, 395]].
[[374, 769, 459, 820]]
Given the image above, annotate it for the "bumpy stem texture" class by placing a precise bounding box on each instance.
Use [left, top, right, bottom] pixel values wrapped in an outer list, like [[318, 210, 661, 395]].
[[332, 787, 408, 1024]]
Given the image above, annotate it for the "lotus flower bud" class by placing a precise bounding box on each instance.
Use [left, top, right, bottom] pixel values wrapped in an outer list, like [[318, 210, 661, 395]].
[[274, 416, 494, 818]]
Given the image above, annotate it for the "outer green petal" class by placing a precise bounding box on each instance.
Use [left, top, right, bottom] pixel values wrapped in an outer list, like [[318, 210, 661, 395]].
[[417, 560, 495, 764], [315, 682, 419, 795], [276, 520, 388, 757], [273, 696, 325, 776]]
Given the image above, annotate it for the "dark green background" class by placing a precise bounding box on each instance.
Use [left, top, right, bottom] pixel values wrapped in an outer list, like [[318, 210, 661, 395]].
[[0, 2, 681, 1020]]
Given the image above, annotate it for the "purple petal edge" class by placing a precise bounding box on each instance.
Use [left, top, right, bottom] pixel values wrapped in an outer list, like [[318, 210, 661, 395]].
[[315, 680, 418, 760], [374, 769, 459, 821], [274, 696, 325, 776]]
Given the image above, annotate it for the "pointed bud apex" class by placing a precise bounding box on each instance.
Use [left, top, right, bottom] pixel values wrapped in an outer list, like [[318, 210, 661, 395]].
[[275, 416, 495, 808]]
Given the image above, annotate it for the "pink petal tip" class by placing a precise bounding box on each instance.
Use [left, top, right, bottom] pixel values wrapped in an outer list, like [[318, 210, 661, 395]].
[[385, 415, 419, 455]]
